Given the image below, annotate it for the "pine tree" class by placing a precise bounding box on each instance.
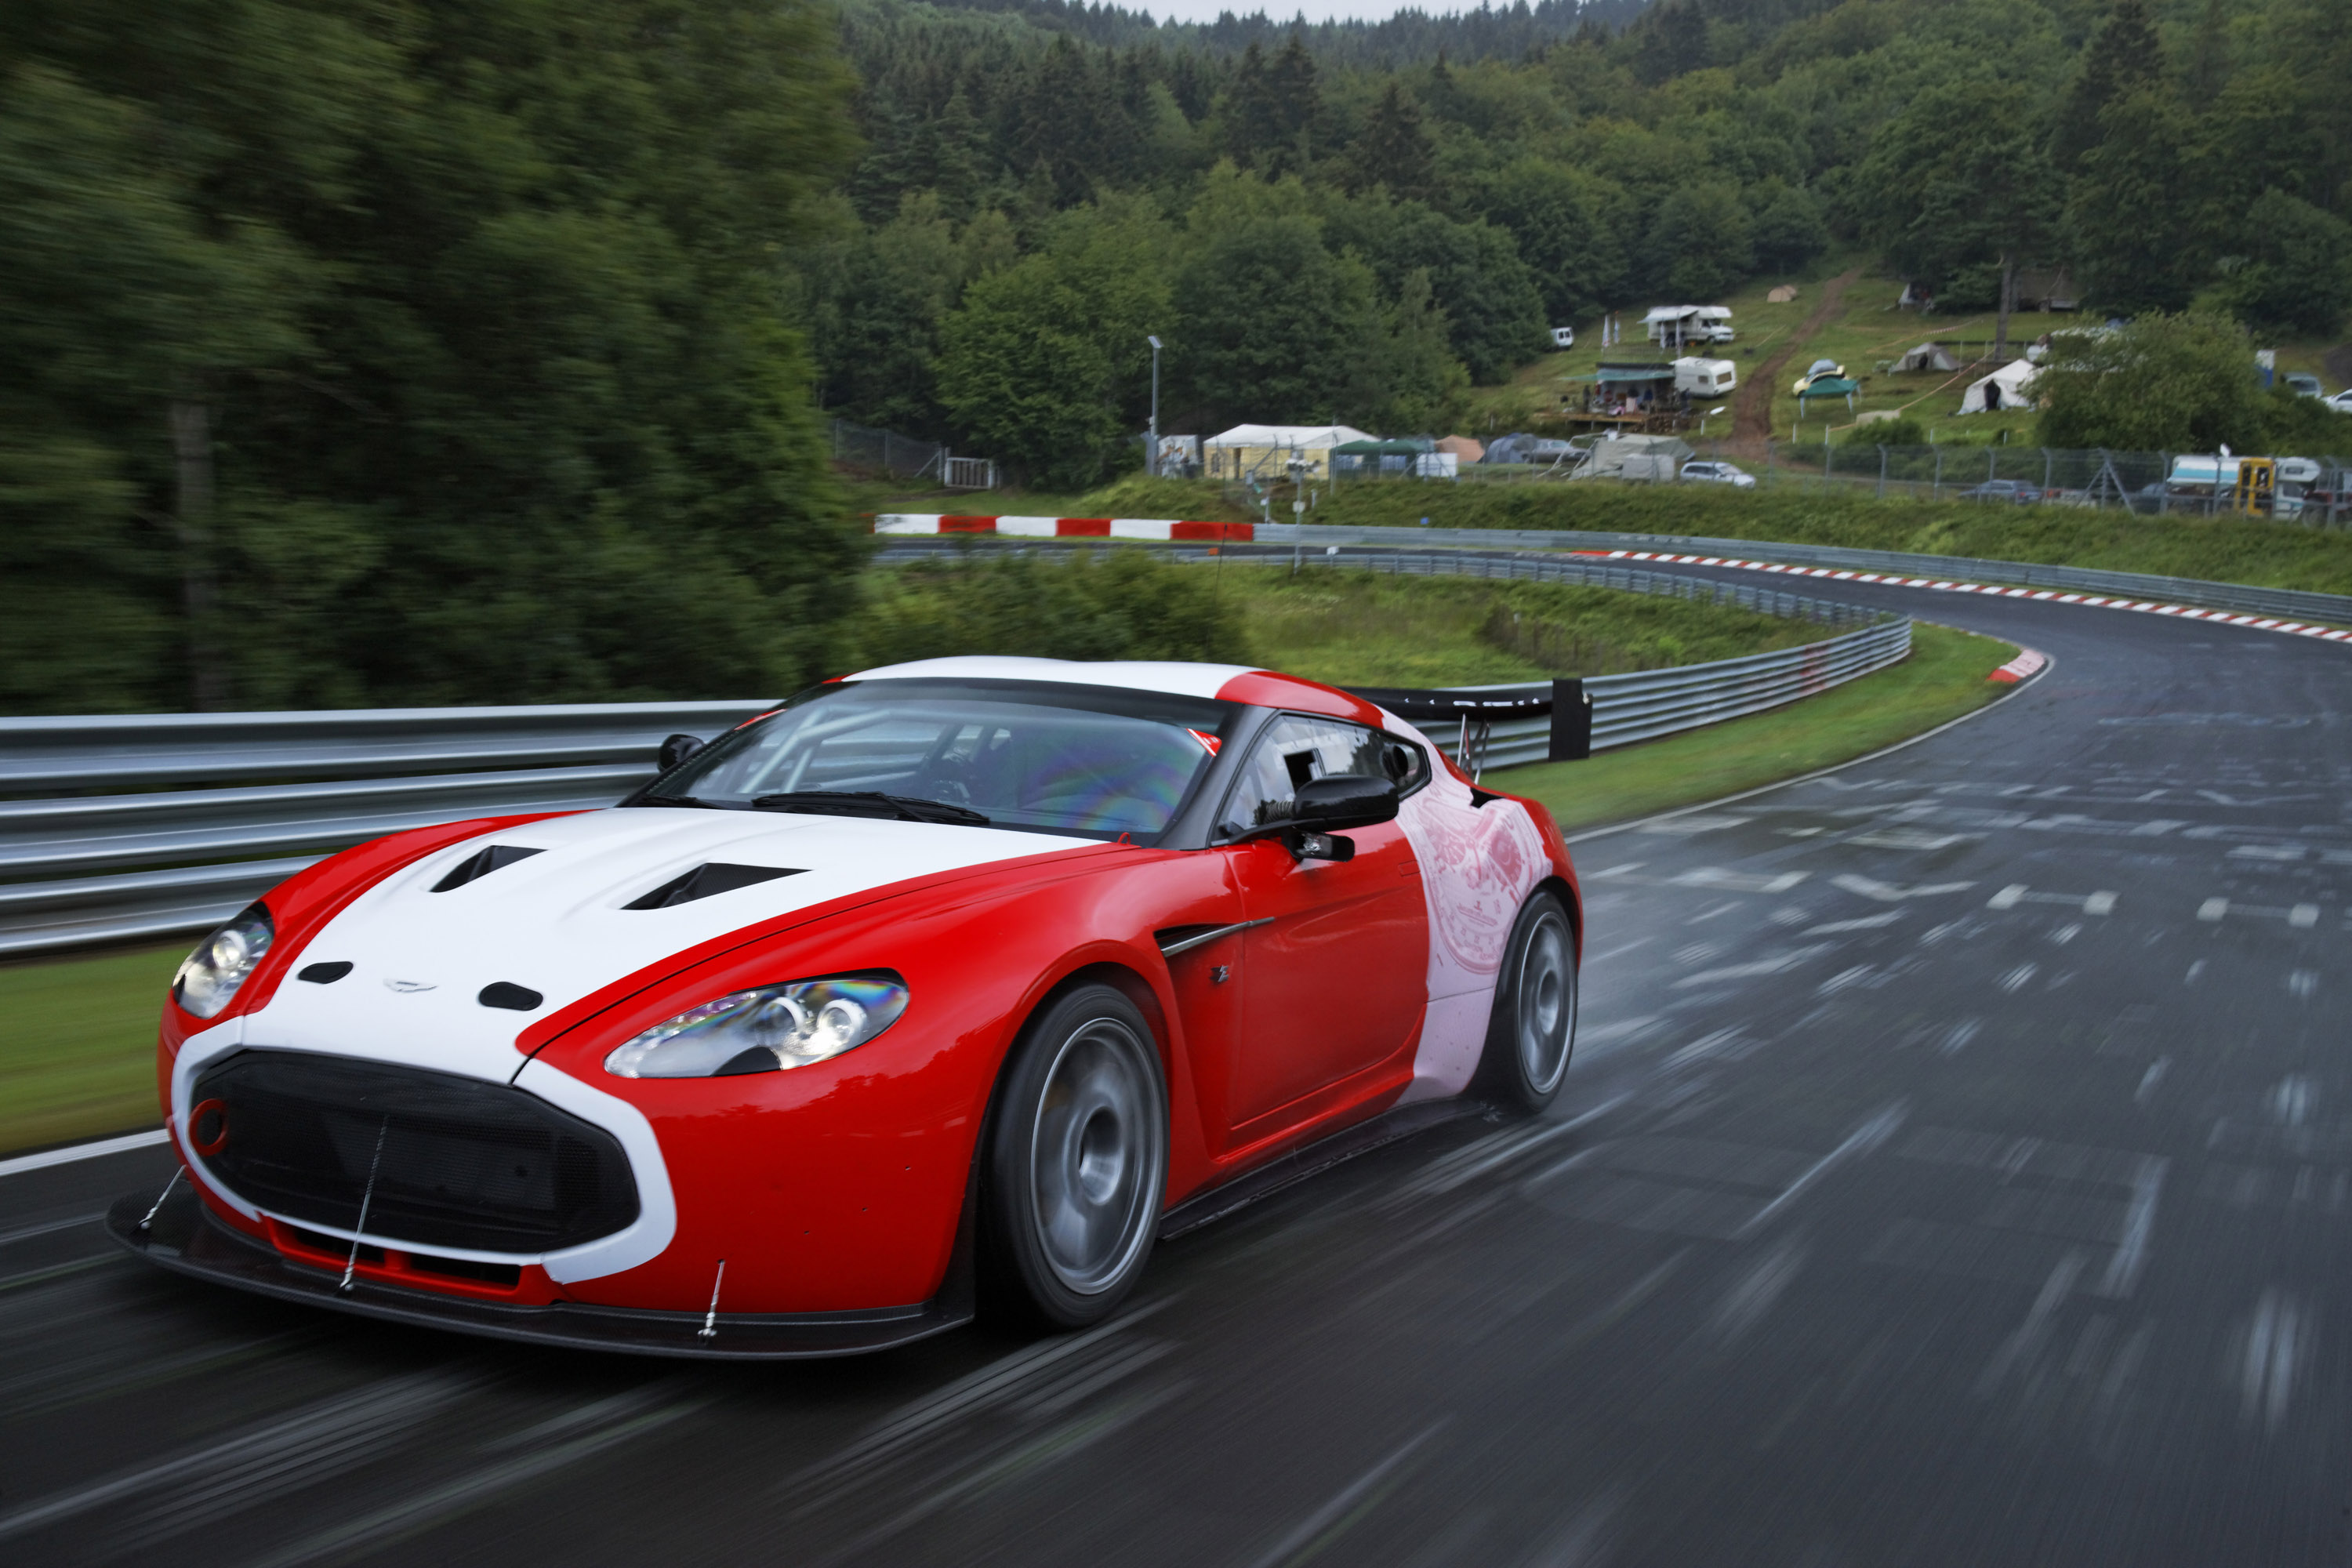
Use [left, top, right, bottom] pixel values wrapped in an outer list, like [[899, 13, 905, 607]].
[[1348, 83, 1436, 202], [2049, 0, 2165, 174]]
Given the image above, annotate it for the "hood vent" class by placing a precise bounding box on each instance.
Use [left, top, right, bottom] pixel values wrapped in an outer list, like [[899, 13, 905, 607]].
[[624, 862, 802, 910], [432, 844, 546, 892]]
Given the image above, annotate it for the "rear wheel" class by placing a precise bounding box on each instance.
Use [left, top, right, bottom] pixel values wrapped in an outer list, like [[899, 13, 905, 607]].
[[981, 984, 1167, 1328], [1474, 890, 1577, 1112]]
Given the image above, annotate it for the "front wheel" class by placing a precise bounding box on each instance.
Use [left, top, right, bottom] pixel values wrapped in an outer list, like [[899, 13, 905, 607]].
[[1474, 890, 1578, 1112], [981, 984, 1168, 1329]]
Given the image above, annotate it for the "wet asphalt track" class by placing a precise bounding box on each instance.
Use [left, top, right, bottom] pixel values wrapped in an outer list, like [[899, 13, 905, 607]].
[[3, 569, 2349, 1566]]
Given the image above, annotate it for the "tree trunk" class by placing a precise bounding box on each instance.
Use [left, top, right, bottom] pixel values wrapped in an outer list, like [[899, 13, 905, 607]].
[[170, 397, 228, 712], [1994, 251, 2016, 363]]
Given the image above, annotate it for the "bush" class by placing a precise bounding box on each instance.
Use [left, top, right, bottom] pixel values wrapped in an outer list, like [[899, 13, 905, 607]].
[[1842, 416, 1927, 447], [849, 548, 1253, 670], [2035, 310, 2263, 452]]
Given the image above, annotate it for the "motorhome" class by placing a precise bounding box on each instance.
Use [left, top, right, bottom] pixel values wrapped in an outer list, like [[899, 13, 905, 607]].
[[1643, 305, 1734, 347]]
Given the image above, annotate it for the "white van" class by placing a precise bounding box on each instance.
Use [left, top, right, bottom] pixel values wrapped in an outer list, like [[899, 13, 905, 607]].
[[1550, 325, 1575, 350]]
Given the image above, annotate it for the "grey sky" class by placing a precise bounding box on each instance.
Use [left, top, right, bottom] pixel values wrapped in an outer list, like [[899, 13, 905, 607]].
[[1141, 2, 1490, 21]]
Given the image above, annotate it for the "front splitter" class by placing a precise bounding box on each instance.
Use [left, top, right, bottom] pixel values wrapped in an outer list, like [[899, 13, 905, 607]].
[[106, 1184, 971, 1360]]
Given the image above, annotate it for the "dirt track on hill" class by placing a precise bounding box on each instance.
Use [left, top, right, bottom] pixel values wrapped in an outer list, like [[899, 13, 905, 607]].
[[1730, 266, 1861, 451]]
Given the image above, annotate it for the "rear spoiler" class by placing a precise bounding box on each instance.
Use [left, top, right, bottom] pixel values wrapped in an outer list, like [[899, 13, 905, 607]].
[[1345, 679, 1594, 777]]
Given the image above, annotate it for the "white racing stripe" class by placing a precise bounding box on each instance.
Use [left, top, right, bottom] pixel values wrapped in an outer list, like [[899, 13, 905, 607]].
[[0, 1128, 169, 1180]]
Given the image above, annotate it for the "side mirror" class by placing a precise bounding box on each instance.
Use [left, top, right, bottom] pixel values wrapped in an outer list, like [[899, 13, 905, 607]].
[[658, 733, 706, 772], [1285, 776, 1399, 859], [1294, 774, 1400, 830]]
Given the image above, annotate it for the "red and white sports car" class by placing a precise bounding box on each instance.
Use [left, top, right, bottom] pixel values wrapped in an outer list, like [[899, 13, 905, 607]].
[[112, 659, 1581, 1356]]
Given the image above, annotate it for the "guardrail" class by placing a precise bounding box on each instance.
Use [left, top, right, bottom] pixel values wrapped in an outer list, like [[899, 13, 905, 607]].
[[0, 702, 775, 956], [1, 554, 1910, 957], [1254, 522, 2352, 626]]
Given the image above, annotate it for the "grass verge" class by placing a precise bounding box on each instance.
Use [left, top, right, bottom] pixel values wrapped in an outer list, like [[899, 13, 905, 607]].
[[0, 624, 2014, 1156], [1497, 622, 2018, 834], [0, 944, 178, 1156]]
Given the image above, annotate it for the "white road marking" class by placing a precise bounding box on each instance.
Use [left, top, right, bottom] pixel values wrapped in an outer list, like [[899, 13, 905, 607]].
[[1246, 1420, 1450, 1568], [1673, 945, 1831, 988], [1738, 1102, 1907, 1238], [1817, 965, 1872, 996], [2289, 904, 2320, 928], [1998, 964, 2038, 993], [1415, 1095, 1632, 1197], [2135, 1058, 2170, 1105], [2198, 898, 2229, 921], [1585, 938, 1655, 965], [1941, 1019, 1981, 1055], [2096, 1156, 2169, 1298], [1991, 884, 2116, 914], [1831, 874, 1974, 902], [1804, 911, 1901, 935], [2184, 960, 2207, 983], [0, 1212, 103, 1249], [0, 1129, 169, 1181], [1977, 1251, 2085, 1394], [2290, 970, 2318, 1000], [1710, 1239, 1809, 1343], [2239, 1290, 2309, 1433]]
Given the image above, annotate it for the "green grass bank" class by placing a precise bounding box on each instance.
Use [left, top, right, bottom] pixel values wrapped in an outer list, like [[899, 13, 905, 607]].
[[1040, 475, 2352, 600]]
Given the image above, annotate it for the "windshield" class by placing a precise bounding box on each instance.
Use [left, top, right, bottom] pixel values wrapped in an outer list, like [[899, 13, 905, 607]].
[[648, 678, 1238, 840]]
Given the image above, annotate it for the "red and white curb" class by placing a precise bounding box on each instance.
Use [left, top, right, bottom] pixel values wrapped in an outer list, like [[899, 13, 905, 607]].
[[1988, 648, 2048, 684], [1588, 550, 2352, 645], [874, 514, 1254, 541]]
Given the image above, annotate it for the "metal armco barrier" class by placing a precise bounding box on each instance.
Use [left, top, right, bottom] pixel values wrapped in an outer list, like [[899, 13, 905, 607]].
[[1404, 618, 1911, 771], [2, 553, 1911, 956], [0, 702, 774, 956], [1254, 523, 2352, 626]]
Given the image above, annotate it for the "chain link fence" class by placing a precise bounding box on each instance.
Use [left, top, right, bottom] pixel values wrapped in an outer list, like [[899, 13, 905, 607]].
[[1362, 439, 2352, 526], [828, 418, 996, 489]]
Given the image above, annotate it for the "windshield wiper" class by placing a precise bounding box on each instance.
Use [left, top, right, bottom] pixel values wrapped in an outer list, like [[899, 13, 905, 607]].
[[635, 792, 724, 808], [750, 790, 991, 826]]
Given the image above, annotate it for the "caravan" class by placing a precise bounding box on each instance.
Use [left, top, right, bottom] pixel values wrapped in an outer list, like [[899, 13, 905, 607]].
[[1672, 357, 1737, 397], [1643, 305, 1735, 347]]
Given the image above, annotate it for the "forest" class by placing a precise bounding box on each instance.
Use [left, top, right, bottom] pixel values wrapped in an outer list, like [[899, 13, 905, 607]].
[[3, 0, 2348, 713]]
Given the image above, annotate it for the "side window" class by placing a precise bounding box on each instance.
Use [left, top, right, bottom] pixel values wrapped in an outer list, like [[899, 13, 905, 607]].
[[1217, 715, 1388, 837]]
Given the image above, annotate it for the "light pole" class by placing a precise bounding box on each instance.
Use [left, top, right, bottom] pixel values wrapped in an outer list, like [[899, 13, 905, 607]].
[[1146, 334, 1163, 477]]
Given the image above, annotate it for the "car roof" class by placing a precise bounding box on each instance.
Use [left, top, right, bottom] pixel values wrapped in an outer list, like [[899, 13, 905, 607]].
[[845, 656, 1386, 726]]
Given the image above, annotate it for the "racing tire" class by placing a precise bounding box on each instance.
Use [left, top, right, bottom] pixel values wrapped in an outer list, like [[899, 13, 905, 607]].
[[981, 983, 1169, 1329], [1473, 889, 1578, 1113]]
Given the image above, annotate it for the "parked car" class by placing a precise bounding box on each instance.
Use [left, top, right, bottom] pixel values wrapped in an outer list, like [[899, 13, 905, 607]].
[[1681, 459, 1756, 488], [112, 659, 1583, 1356], [2285, 373, 2325, 398], [2327, 390, 2352, 415], [1791, 358, 1845, 394], [1958, 479, 2044, 505], [1549, 325, 1575, 350]]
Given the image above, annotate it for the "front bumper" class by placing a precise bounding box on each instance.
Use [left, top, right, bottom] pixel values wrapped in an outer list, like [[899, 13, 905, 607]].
[[108, 1182, 971, 1360]]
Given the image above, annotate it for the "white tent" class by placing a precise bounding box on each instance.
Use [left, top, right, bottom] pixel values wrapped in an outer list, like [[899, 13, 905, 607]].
[[1578, 433, 1693, 481], [1892, 342, 1961, 373], [1203, 424, 1374, 451], [1958, 358, 2040, 414]]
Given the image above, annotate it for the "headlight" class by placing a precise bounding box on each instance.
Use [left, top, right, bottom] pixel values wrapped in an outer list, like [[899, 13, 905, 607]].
[[174, 904, 274, 1019], [604, 974, 909, 1079]]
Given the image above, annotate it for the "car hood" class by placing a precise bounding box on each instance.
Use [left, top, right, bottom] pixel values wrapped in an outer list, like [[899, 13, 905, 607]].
[[231, 807, 1094, 1084]]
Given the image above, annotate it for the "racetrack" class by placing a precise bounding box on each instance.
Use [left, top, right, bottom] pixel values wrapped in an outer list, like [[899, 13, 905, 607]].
[[3, 574, 2347, 1566]]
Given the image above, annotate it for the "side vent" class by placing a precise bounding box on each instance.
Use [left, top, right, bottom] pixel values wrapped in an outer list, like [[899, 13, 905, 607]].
[[432, 844, 546, 893], [624, 862, 802, 910]]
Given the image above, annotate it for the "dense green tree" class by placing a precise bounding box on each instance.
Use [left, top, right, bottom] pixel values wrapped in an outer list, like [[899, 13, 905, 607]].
[[2, 0, 860, 713], [2035, 311, 2262, 450], [2067, 88, 2204, 314], [1857, 80, 2060, 350], [1470, 161, 1630, 324], [1168, 213, 1381, 429], [2209, 191, 2352, 339], [936, 201, 1172, 488], [1346, 83, 1436, 201], [2048, 0, 2163, 174], [1325, 200, 1546, 383], [1748, 183, 1831, 274], [1646, 183, 1754, 302]]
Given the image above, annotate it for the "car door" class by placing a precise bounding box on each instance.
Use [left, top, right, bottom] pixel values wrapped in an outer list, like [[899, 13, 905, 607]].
[[1212, 714, 1429, 1134]]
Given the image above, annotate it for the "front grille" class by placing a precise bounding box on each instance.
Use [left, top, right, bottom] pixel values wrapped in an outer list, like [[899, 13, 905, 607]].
[[193, 1050, 639, 1254]]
